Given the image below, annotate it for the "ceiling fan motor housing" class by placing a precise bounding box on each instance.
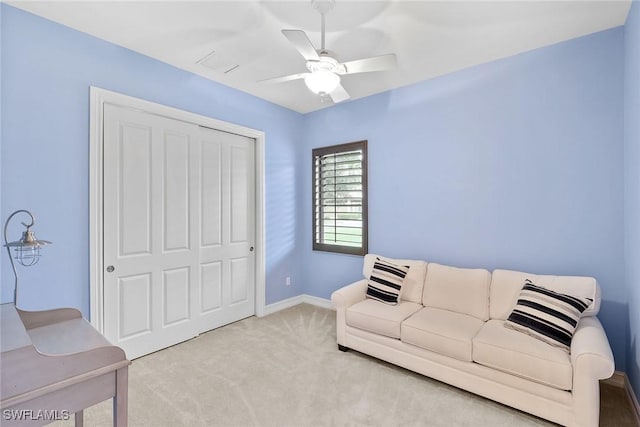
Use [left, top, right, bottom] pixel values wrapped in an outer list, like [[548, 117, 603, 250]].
[[306, 53, 346, 74]]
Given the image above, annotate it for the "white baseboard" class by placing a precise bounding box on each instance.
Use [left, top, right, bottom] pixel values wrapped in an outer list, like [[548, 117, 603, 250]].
[[261, 295, 306, 316], [260, 294, 333, 317], [627, 376, 640, 425], [603, 371, 640, 424], [300, 294, 333, 310]]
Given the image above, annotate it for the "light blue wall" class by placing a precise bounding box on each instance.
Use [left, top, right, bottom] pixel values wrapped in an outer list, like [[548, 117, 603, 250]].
[[0, 4, 3, 249], [624, 0, 640, 400], [0, 4, 305, 313], [303, 28, 627, 369], [1, 3, 636, 379]]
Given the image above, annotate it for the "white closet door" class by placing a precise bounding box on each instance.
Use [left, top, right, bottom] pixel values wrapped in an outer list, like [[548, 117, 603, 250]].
[[198, 127, 255, 333], [102, 104, 255, 359]]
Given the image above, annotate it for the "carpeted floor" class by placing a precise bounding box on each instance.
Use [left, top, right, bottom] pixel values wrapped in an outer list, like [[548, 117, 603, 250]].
[[53, 304, 636, 426]]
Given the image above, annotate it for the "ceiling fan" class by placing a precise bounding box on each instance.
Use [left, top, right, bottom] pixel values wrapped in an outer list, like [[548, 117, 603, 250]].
[[259, 0, 397, 104]]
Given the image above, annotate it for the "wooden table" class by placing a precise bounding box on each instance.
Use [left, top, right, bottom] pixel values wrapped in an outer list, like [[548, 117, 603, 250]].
[[0, 303, 130, 426]]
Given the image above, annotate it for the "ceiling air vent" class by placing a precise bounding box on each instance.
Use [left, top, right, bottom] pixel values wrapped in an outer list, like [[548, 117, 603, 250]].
[[197, 50, 239, 74]]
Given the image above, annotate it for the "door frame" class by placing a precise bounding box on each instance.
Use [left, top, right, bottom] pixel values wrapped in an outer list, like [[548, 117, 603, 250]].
[[89, 86, 266, 333]]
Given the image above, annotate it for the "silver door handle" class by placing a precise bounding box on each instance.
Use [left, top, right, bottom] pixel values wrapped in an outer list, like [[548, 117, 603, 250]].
[[106, 265, 115, 273], [249, 246, 254, 252]]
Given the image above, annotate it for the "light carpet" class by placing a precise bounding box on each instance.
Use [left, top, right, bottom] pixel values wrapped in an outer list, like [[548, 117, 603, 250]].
[[53, 304, 613, 426]]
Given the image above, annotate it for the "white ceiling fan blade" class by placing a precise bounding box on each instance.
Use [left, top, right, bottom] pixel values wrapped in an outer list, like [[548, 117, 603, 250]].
[[330, 84, 350, 103], [282, 30, 320, 61], [258, 72, 308, 84], [340, 54, 397, 75]]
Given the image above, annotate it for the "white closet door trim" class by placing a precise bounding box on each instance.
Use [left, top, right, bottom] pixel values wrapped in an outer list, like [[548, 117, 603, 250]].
[[89, 86, 266, 333]]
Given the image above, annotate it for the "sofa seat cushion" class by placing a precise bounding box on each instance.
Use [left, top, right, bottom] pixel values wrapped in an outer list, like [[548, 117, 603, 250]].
[[401, 307, 485, 362], [346, 299, 422, 339], [473, 319, 572, 390]]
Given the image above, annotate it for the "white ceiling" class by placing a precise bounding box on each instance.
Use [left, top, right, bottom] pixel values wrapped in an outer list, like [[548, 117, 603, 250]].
[[7, 1, 632, 114]]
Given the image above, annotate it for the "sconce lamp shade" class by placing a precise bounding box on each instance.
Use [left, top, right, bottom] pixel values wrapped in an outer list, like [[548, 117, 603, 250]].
[[3, 209, 52, 305], [5, 228, 51, 266]]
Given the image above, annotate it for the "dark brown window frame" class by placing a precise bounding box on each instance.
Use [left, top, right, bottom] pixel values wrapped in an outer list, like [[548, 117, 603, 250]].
[[312, 140, 368, 256]]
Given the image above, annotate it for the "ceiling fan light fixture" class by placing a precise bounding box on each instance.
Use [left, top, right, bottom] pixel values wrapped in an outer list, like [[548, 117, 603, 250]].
[[304, 70, 340, 95]]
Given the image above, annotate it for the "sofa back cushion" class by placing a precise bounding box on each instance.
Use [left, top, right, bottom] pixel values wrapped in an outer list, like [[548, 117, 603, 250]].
[[490, 269, 600, 320], [422, 263, 491, 321], [363, 254, 427, 304]]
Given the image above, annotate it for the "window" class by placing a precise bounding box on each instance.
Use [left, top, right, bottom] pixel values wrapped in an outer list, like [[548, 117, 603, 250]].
[[313, 140, 368, 255]]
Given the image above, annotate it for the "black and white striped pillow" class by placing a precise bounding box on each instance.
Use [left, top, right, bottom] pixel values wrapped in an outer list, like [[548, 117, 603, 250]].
[[366, 257, 410, 305], [505, 279, 593, 352]]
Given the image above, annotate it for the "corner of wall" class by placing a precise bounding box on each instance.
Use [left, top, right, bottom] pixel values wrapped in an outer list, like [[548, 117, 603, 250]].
[[0, 2, 5, 297], [623, 0, 640, 402]]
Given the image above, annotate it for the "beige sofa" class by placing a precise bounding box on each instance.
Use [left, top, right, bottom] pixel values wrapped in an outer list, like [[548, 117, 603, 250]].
[[331, 254, 615, 427]]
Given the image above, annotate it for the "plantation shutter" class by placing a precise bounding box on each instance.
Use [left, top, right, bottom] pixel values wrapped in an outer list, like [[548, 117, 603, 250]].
[[313, 140, 368, 256]]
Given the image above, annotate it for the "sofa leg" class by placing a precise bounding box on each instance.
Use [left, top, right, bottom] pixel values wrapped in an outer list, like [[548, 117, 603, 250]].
[[338, 344, 349, 352]]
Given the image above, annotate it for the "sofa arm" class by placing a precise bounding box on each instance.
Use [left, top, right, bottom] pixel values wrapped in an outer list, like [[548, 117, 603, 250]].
[[331, 279, 368, 310], [569, 316, 615, 427], [570, 316, 615, 379], [331, 280, 367, 347]]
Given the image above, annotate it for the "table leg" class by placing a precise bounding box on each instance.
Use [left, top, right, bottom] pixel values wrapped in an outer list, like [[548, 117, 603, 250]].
[[113, 367, 128, 427], [74, 410, 83, 427]]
